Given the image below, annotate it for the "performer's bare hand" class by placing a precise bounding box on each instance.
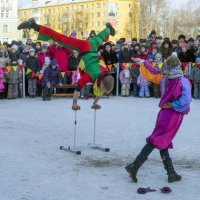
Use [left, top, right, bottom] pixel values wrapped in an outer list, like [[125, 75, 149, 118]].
[[161, 102, 172, 109], [91, 104, 101, 110], [72, 104, 81, 111]]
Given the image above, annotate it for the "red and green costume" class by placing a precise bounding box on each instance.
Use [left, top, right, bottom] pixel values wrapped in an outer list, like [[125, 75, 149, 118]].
[[37, 26, 111, 94]]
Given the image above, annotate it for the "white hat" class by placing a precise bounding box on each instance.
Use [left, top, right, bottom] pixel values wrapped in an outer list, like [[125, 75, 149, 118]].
[[29, 48, 35, 53]]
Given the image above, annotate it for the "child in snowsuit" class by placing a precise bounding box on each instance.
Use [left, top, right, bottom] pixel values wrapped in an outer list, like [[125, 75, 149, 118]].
[[119, 64, 132, 97], [18, 18, 115, 110], [137, 70, 150, 98], [4, 60, 22, 99], [25, 48, 40, 98], [126, 56, 192, 183], [190, 58, 200, 99]]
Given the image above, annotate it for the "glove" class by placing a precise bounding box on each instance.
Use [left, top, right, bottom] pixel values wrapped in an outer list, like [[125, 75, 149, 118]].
[[106, 22, 115, 36], [46, 82, 51, 88], [91, 104, 101, 110], [72, 104, 81, 111]]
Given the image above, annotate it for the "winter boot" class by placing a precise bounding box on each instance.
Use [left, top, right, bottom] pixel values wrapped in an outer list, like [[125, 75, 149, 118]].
[[17, 18, 40, 31], [162, 158, 181, 183], [106, 22, 115, 36], [125, 153, 147, 183]]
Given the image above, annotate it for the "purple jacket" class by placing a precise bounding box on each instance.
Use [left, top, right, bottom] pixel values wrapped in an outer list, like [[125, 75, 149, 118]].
[[119, 70, 132, 84], [42, 66, 62, 86], [137, 72, 149, 86]]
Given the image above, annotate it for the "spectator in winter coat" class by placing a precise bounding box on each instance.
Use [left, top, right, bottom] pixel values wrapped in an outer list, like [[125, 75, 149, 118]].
[[38, 45, 51, 70], [131, 38, 137, 48], [130, 62, 140, 97], [101, 42, 118, 69], [190, 58, 200, 99], [136, 45, 148, 60], [156, 39, 162, 51], [119, 65, 132, 97], [161, 40, 173, 60], [25, 48, 40, 98], [26, 38, 35, 48], [137, 69, 150, 98], [194, 39, 200, 51], [4, 59, 22, 99], [35, 42, 42, 54], [49, 43, 72, 85], [119, 42, 132, 64], [0, 68, 4, 93], [8, 44, 20, 61], [19, 45, 30, 63], [187, 38, 196, 63], [0, 45, 10, 69], [68, 50, 79, 71], [195, 44, 200, 59], [42, 59, 62, 101]]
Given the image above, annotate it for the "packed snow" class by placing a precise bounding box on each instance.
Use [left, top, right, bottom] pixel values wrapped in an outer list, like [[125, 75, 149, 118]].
[[0, 97, 200, 200]]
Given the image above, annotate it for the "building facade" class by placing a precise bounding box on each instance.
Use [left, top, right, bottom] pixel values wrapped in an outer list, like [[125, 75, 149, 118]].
[[18, 0, 140, 42], [0, 0, 18, 42]]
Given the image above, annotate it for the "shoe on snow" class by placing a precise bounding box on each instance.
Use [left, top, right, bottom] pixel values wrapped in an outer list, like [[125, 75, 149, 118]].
[[125, 164, 138, 183], [168, 174, 182, 183]]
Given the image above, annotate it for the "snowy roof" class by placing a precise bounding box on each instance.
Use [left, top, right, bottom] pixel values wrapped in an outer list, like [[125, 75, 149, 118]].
[[18, 0, 94, 10]]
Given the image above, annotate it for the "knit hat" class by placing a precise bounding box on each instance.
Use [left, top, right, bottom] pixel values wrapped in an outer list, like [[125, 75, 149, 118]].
[[148, 55, 155, 61], [188, 38, 194, 42], [171, 39, 178, 44], [104, 42, 112, 48], [70, 29, 77, 37], [29, 48, 35, 53], [166, 56, 181, 68], [156, 39, 162, 44], [196, 58, 200, 63], [178, 34, 186, 40], [134, 43, 140, 48], [151, 30, 156, 35], [172, 52, 178, 57], [11, 45, 18, 51], [155, 53, 162, 59], [150, 40, 157, 45], [50, 58, 58, 66]]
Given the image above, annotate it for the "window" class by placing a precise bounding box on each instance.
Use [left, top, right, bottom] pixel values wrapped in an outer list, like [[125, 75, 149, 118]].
[[97, 3, 100, 8], [103, 3, 106, 7], [1, 0, 4, 4], [91, 4, 94, 9], [96, 21, 100, 26], [1, 10, 4, 18], [91, 13, 94, 18], [81, 5, 84, 9], [91, 22, 94, 26], [3, 25, 8, 32], [97, 12, 100, 17]]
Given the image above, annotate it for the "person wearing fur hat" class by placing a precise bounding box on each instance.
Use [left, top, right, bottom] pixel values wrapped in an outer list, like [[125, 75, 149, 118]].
[[42, 58, 62, 101], [161, 40, 173, 60], [130, 43, 140, 59], [189, 58, 200, 99], [126, 56, 192, 183], [171, 40, 179, 53], [120, 42, 132, 64], [8, 44, 20, 61], [25, 48, 40, 98], [18, 18, 115, 109], [178, 44, 191, 76], [187, 38, 196, 63], [4, 59, 22, 99], [131, 38, 137, 48]]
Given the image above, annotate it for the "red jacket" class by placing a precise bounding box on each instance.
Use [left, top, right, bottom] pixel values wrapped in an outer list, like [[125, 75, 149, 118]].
[[37, 52, 51, 70], [49, 44, 73, 72]]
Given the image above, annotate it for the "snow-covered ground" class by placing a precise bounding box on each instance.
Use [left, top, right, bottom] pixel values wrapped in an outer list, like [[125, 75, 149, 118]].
[[0, 97, 200, 200]]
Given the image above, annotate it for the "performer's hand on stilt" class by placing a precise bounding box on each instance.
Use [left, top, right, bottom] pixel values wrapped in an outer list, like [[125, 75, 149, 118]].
[[91, 104, 101, 110], [161, 102, 172, 109], [72, 104, 81, 111]]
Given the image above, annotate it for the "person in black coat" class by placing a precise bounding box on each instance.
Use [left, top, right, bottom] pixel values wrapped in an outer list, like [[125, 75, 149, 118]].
[[101, 42, 118, 68], [119, 42, 132, 63], [25, 48, 40, 97], [68, 50, 79, 71]]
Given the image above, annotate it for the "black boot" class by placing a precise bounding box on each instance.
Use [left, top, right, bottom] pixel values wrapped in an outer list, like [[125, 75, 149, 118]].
[[106, 22, 115, 36], [17, 18, 40, 31], [163, 158, 181, 183], [125, 153, 147, 183]]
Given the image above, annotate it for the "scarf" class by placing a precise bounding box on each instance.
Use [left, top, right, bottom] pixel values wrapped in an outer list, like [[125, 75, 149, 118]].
[[167, 65, 183, 79]]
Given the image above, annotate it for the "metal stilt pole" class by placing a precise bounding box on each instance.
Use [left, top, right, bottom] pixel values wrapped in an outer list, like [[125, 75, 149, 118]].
[[60, 111, 81, 155]]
